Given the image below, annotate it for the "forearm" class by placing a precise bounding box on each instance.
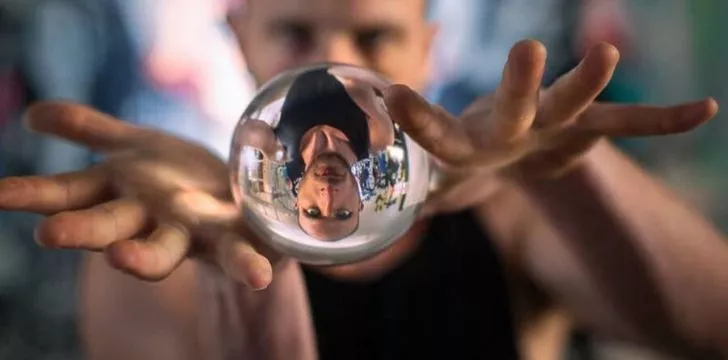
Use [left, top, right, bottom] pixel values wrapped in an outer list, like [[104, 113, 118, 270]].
[[81, 254, 204, 360], [514, 140, 728, 355], [235, 260, 318, 360], [81, 255, 316, 360]]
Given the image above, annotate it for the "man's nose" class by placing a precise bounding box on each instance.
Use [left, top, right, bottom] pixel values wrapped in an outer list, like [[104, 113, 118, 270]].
[[309, 35, 366, 67], [318, 186, 336, 216]]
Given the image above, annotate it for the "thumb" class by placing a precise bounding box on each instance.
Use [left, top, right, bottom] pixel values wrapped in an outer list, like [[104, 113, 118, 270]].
[[24, 102, 147, 152], [384, 85, 475, 165]]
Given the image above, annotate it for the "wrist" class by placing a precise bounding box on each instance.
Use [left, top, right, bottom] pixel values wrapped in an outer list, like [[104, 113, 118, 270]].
[[507, 138, 611, 187]]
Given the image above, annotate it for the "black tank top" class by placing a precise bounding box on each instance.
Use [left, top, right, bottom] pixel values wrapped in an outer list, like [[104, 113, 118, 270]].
[[303, 210, 519, 360], [274, 68, 370, 183]]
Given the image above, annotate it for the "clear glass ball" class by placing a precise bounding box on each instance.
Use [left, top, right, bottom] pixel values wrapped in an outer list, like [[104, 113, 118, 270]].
[[229, 64, 430, 265]]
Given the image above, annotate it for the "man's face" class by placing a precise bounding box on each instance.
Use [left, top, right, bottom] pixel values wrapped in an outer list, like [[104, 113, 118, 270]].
[[296, 152, 362, 241], [230, 0, 435, 92]]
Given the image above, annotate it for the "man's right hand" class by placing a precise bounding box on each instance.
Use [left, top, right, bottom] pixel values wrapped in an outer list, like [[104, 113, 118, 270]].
[[0, 102, 275, 290]]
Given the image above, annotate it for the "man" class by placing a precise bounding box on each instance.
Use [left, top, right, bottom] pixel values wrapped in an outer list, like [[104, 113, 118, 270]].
[[1, 1, 727, 360]]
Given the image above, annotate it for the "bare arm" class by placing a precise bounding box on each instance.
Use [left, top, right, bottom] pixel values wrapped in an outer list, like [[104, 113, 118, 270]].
[[496, 141, 728, 357], [0, 104, 312, 358], [80, 254, 205, 360], [367, 114, 396, 151], [330, 69, 395, 151], [80, 255, 317, 360], [239, 119, 282, 158], [384, 39, 726, 356]]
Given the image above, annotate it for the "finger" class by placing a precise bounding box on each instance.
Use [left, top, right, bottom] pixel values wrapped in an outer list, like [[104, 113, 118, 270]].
[[385, 84, 476, 164], [23, 102, 150, 152], [35, 198, 148, 250], [105, 223, 191, 281], [419, 171, 502, 219], [215, 232, 273, 290], [577, 98, 718, 137], [0, 168, 109, 214], [516, 136, 600, 178], [537, 43, 620, 128], [166, 190, 273, 288], [488, 39, 546, 140]]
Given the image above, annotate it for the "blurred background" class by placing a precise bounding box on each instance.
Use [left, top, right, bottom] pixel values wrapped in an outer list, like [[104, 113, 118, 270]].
[[0, 0, 726, 359]]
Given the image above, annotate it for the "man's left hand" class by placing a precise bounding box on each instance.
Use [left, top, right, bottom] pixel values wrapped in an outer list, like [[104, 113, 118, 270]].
[[385, 40, 718, 217]]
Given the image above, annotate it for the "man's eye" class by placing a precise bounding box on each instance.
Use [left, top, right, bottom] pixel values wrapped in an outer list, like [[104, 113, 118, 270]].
[[272, 23, 314, 52], [335, 209, 353, 220], [305, 207, 322, 218], [356, 30, 391, 54]]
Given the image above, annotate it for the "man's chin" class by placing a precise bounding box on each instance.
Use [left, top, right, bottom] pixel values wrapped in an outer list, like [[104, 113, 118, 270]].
[[305, 220, 426, 283], [313, 151, 350, 165], [307, 261, 394, 283]]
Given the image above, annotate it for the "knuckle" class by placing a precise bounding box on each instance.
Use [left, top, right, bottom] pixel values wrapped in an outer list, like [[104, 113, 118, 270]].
[[38, 213, 76, 247]]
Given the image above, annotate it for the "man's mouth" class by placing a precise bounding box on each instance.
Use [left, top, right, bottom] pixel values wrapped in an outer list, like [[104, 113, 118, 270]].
[[315, 166, 345, 179]]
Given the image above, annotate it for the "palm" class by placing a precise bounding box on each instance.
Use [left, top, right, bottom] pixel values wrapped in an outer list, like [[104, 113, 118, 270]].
[[391, 41, 716, 171], [104, 133, 230, 202], [386, 40, 717, 214]]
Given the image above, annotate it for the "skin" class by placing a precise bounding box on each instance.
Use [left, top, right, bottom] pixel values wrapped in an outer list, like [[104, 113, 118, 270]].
[[240, 122, 366, 241], [1, 0, 727, 359], [231, 0, 437, 280], [296, 151, 362, 241], [241, 67, 392, 241]]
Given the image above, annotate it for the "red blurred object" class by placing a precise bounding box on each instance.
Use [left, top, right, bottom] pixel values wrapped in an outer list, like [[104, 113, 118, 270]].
[[0, 68, 24, 130], [576, 0, 634, 57]]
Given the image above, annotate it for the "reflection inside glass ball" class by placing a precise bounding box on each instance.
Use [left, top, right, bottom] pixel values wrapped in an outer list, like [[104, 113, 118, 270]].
[[230, 64, 429, 265]]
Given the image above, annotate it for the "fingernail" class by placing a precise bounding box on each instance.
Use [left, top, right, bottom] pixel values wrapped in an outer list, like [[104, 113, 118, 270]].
[[683, 103, 708, 121], [247, 267, 272, 291], [34, 225, 68, 248], [33, 227, 46, 247]]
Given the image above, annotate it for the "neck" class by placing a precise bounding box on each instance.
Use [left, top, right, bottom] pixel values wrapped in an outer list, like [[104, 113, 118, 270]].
[[311, 219, 430, 282], [300, 126, 358, 166]]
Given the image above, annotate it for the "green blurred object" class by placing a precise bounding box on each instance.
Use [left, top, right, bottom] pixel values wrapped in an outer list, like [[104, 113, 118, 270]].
[[610, 0, 728, 233], [687, 0, 728, 232]]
